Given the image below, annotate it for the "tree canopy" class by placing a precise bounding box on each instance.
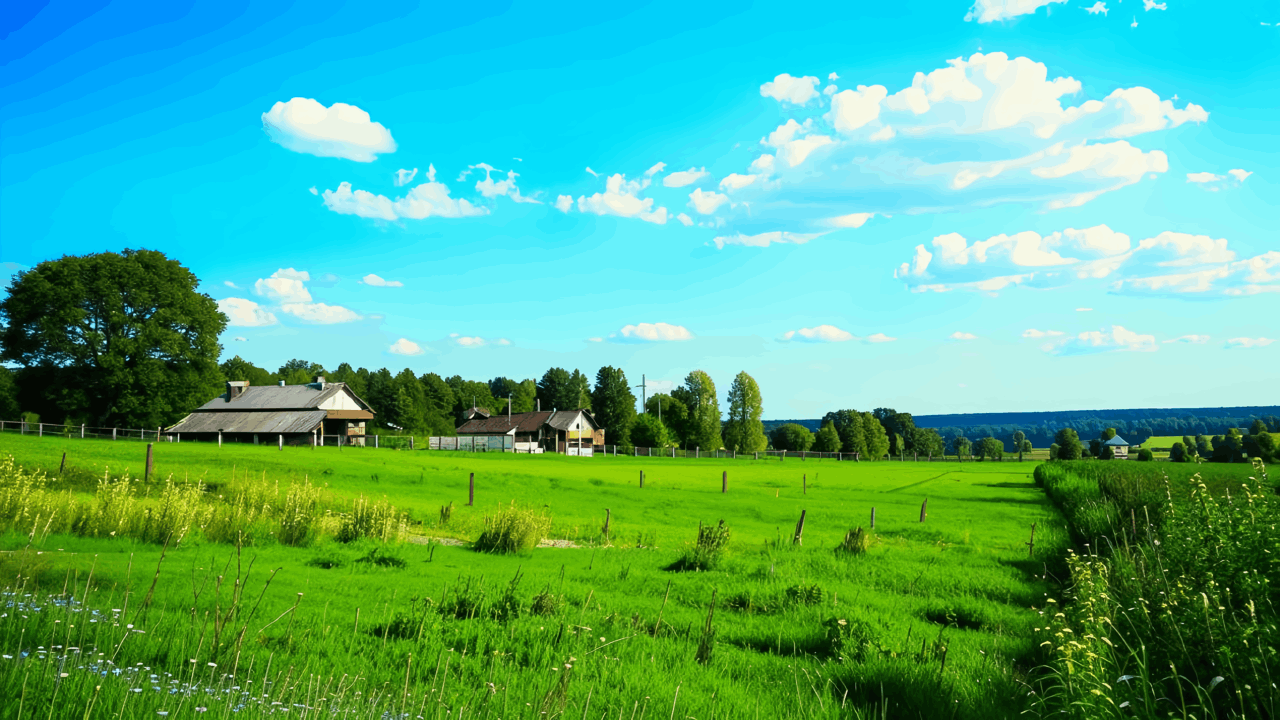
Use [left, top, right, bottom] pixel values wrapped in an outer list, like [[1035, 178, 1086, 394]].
[[645, 393, 689, 445], [723, 371, 766, 452], [590, 366, 636, 446], [631, 414, 675, 449], [770, 423, 814, 452], [1053, 428, 1084, 460], [674, 370, 722, 450], [813, 421, 841, 452], [0, 249, 227, 427]]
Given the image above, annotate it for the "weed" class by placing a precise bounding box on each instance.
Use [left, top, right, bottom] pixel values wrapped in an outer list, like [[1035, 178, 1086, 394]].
[[671, 520, 731, 571], [473, 503, 550, 554], [835, 526, 870, 556], [356, 546, 408, 568], [785, 582, 825, 606]]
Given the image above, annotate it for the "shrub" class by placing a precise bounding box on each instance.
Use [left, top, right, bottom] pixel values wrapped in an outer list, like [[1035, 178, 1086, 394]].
[[835, 526, 870, 556], [672, 520, 731, 571], [278, 479, 323, 546], [473, 504, 550, 554], [1136, 448, 1154, 462], [530, 588, 563, 617], [785, 582, 825, 606], [335, 495, 408, 544], [356, 546, 407, 568], [822, 616, 878, 662]]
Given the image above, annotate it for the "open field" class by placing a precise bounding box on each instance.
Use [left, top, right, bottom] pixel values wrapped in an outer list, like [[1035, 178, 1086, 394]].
[[1, 434, 1068, 718]]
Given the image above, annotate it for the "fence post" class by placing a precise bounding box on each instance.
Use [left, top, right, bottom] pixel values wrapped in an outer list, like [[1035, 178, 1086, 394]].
[[59, 452, 66, 474], [803, 473, 807, 494], [113, 428, 117, 442], [375, 434, 379, 449], [1026, 523, 1037, 558], [219, 431, 223, 448], [145, 443, 154, 483], [410, 436, 414, 451], [920, 498, 928, 523], [870, 507, 876, 530], [640, 470, 644, 488], [603, 509, 611, 540], [793, 510, 806, 545], [696, 446, 700, 459], [468, 472, 475, 506], [278, 435, 283, 451], [39, 423, 43, 437], [721, 470, 727, 494], [81, 424, 85, 439]]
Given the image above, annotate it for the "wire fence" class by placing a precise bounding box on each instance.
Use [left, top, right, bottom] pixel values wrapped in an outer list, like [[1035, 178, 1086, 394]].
[[593, 445, 1039, 462]]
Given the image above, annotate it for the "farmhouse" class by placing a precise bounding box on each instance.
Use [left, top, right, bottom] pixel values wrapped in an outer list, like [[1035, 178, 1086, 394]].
[[165, 377, 374, 446], [1102, 434, 1131, 459], [455, 408, 604, 454]]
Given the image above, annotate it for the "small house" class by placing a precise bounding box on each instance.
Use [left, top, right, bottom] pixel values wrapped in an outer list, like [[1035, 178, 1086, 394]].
[[455, 408, 604, 454], [1102, 434, 1131, 460], [165, 377, 374, 446]]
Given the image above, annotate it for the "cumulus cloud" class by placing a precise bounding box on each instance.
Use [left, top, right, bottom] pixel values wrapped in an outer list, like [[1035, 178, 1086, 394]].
[[1084, 2, 1108, 14], [645, 162, 667, 177], [1227, 169, 1252, 182], [1142, 0, 1166, 10], [663, 167, 711, 188], [554, 195, 573, 213], [688, 188, 730, 215], [280, 302, 362, 324], [1044, 325, 1157, 355], [897, 225, 1277, 297], [676, 213, 694, 226], [617, 322, 694, 342], [965, 0, 1068, 23], [394, 168, 418, 187], [1225, 337, 1276, 349], [469, 163, 540, 203], [949, 331, 978, 340], [361, 274, 403, 287], [219, 298, 278, 327], [254, 268, 312, 303], [578, 174, 669, 224], [760, 74, 821, 105], [719, 174, 757, 192], [783, 325, 857, 342], [389, 338, 424, 355], [1164, 335, 1210, 344], [321, 165, 487, 221], [262, 98, 396, 162]]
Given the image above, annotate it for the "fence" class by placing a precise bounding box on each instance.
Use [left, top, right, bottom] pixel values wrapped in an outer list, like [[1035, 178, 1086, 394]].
[[596, 445, 1047, 462]]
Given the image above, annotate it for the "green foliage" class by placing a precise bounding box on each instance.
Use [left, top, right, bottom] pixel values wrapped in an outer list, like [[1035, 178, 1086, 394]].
[[785, 582, 825, 605], [591, 366, 637, 446], [631, 413, 675, 448], [0, 249, 226, 427], [1048, 442, 1059, 460], [334, 495, 408, 544], [813, 421, 842, 453], [835, 526, 870, 555], [1135, 447, 1154, 461], [975, 437, 1003, 461], [0, 367, 18, 419], [674, 519, 731, 571], [473, 504, 551, 554], [723, 371, 767, 453], [1053, 428, 1083, 460], [645, 393, 689, 445], [822, 410, 867, 457], [770, 423, 814, 452], [952, 435, 972, 458], [822, 616, 879, 661], [536, 367, 576, 412], [873, 409, 915, 455], [862, 411, 890, 459], [675, 370, 722, 451], [570, 369, 593, 411]]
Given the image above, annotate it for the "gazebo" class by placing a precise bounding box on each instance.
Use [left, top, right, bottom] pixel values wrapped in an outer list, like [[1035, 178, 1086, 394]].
[[1102, 434, 1131, 460]]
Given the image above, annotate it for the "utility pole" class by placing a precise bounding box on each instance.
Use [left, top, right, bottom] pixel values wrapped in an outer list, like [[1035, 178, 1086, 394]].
[[634, 374, 647, 413]]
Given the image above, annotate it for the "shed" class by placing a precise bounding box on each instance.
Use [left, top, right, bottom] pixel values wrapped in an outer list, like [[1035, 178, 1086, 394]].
[[456, 409, 604, 454], [1102, 434, 1131, 460], [165, 377, 374, 446]]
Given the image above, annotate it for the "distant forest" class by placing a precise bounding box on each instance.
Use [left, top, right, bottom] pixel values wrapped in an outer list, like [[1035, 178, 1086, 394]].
[[764, 406, 1280, 451]]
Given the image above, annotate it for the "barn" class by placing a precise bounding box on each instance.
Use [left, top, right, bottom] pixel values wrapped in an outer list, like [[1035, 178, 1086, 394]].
[[455, 408, 604, 454], [165, 377, 375, 446]]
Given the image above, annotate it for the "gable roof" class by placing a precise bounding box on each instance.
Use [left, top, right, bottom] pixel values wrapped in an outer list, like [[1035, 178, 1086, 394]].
[[168, 410, 327, 435], [196, 382, 372, 413], [1102, 434, 1130, 446], [546, 409, 597, 431], [457, 411, 553, 435]]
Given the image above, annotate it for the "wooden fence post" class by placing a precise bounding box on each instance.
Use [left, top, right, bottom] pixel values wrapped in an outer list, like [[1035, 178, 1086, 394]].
[[640, 470, 644, 488], [919, 498, 928, 523], [603, 509, 611, 539], [468, 472, 475, 506], [793, 510, 807, 545], [870, 507, 876, 530], [81, 424, 85, 439], [721, 470, 727, 493], [410, 436, 415, 450], [145, 443, 154, 483], [375, 434, 379, 449], [1026, 523, 1037, 558], [112, 427, 117, 441], [803, 474, 807, 494], [38, 423, 42, 437], [59, 452, 66, 474], [278, 435, 283, 451]]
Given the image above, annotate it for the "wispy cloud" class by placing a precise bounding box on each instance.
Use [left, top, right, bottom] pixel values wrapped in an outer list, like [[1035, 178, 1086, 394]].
[[964, 0, 1067, 23], [1163, 335, 1210, 344], [1224, 337, 1275, 349], [320, 165, 487, 222], [949, 331, 978, 341], [361, 274, 403, 287], [1043, 325, 1157, 355]]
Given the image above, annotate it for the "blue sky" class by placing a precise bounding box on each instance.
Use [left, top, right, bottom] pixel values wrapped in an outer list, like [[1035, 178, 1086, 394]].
[[3, 0, 1277, 418]]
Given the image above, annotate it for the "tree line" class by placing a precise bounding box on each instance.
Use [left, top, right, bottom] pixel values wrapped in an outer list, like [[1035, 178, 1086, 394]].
[[1047, 421, 1278, 464]]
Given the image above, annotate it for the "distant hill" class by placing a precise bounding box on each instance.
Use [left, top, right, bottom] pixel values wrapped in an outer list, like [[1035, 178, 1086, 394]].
[[762, 406, 1280, 452]]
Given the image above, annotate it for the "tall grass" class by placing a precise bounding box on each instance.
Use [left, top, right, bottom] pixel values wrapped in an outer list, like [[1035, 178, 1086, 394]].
[[1030, 459, 1278, 719]]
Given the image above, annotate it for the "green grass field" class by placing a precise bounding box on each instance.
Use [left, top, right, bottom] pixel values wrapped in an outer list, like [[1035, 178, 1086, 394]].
[[0, 434, 1067, 719]]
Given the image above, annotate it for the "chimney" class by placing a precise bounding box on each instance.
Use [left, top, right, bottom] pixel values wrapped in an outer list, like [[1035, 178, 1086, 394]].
[[314, 375, 326, 389], [226, 380, 248, 401]]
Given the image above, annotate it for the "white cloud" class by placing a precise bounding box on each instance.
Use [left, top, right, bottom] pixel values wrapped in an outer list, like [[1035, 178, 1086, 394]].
[[1164, 335, 1210, 344], [554, 195, 573, 213], [825, 212, 874, 228], [361, 274, 403, 287], [218, 298, 278, 327], [663, 167, 710, 188], [719, 173, 757, 191], [453, 336, 487, 347], [1225, 337, 1276, 349], [828, 72, 839, 81], [712, 231, 823, 249], [234, 336, 247, 342], [1023, 329, 1064, 338], [1076, 307, 1093, 312], [645, 162, 666, 177], [321, 165, 488, 221], [578, 174, 669, 224], [783, 325, 857, 342], [1187, 172, 1221, 183], [760, 74, 821, 105], [688, 188, 730, 215], [827, 85, 889, 134], [869, 125, 895, 141], [965, 0, 1068, 23], [470, 163, 540, 204], [1084, 1, 1108, 14], [585, 167, 600, 177], [949, 331, 978, 340], [262, 98, 396, 162], [280, 302, 362, 324], [224, 280, 240, 289], [389, 338, 424, 355], [1227, 169, 1252, 182], [1045, 325, 1157, 355], [395, 168, 418, 187], [676, 213, 694, 226], [587, 337, 603, 343], [254, 269, 312, 303], [867, 333, 897, 343], [618, 322, 694, 342], [1142, 0, 1166, 10]]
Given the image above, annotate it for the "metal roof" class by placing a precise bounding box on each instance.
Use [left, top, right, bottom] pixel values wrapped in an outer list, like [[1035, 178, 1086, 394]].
[[546, 410, 597, 431], [167, 410, 327, 434], [1102, 435, 1131, 446], [196, 382, 370, 412], [457, 411, 552, 435]]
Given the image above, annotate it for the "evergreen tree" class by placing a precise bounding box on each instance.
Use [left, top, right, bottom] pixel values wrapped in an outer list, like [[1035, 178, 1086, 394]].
[[722, 371, 766, 452], [393, 368, 426, 431], [571, 369, 593, 411], [536, 367, 576, 411], [590, 366, 637, 446], [1053, 428, 1084, 460], [675, 370, 722, 451]]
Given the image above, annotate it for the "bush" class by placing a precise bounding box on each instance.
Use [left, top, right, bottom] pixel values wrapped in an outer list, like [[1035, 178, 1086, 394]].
[[785, 582, 825, 606], [473, 504, 550, 554], [1136, 448, 1154, 462], [835, 526, 870, 556], [672, 520, 731, 571], [822, 616, 879, 661]]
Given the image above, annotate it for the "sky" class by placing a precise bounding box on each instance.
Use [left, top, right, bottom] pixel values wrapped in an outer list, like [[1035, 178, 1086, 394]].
[[2, 0, 1277, 419]]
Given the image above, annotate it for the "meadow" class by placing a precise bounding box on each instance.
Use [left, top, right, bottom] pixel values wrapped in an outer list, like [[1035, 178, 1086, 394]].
[[2, 434, 1066, 718]]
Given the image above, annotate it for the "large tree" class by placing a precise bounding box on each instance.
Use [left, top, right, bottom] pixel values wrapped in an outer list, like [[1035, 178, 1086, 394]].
[[1013, 430, 1026, 462], [1053, 428, 1084, 460], [911, 427, 946, 458], [0, 367, 19, 419], [279, 359, 326, 386], [771, 423, 815, 452], [873, 408, 916, 455], [590, 366, 637, 446], [823, 410, 867, 457], [813, 421, 841, 452], [631, 414, 675, 449], [673, 370, 722, 451], [220, 355, 274, 388], [645, 393, 689, 445], [570, 369, 593, 411], [862, 411, 890, 459], [722, 371, 766, 453], [536, 367, 576, 412], [0, 249, 226, 427], [419, 372, 456, 435]]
